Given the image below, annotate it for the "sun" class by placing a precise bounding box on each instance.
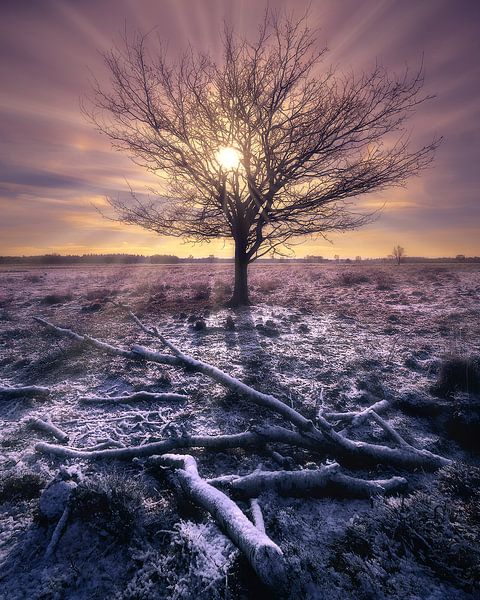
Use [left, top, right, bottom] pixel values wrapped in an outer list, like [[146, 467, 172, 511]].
[[216, 146, 241, 170]]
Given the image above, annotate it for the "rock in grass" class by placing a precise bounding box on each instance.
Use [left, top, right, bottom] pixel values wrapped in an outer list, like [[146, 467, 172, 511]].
[[39, 480, 77, 520], [193, 318, 207, 331], [256, 322, 280, 337], [225, 316, 235, 331]]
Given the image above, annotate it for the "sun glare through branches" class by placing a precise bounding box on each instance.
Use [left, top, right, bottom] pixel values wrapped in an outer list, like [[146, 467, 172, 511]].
[[215, 146, 242, 170]]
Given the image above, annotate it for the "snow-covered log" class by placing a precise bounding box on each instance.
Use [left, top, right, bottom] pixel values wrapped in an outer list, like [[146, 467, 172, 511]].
[[209, 462, 340, 497], [156, 453, 286, 588], [328, 472, 408, 498], [0, 385, 50, 399], [27, 417, 69, 443], [209, 465, 407, 499], [35, 426, 319, 460], [310, 411, 449, 470], [78, 391, 188, 404]]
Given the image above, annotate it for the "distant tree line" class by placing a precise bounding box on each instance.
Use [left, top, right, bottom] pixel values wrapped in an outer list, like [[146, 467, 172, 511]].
[[0, 253, 478, 266]]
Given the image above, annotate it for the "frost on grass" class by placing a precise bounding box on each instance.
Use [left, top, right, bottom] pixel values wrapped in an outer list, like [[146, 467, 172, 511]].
[[0, 263, 479, 598], [330, 464, 480, 599], [118, 522, 237, 600]]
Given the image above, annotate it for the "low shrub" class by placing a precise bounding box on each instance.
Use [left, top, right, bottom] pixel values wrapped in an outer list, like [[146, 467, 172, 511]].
[[0, 471, 47, 503], [25, 273, 43, 283], [255, 278, 281, 294], [438, 462, 480, 501], [40, 293, 73, 305], [73, 472, 145, 543], [445, 404, 480, 450], [337, 271, 370, 286], [118, 522, 237, 600], [374, 272, 394, 290], [190, 282, 210, 301], [431, 355, 480, 397], [330, 491, 480, 593], [84, 287, 118, 301]]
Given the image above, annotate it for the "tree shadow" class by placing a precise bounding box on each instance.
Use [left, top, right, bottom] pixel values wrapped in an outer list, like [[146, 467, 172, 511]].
[[226, 306, 295, 404]]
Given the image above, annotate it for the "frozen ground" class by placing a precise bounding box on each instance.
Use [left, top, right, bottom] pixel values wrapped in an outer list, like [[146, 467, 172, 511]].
[[0, 262, 479, 599]]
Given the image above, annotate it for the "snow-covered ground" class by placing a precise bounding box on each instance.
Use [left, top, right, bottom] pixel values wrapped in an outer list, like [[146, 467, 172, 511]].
[[0, 263, 479, 599]]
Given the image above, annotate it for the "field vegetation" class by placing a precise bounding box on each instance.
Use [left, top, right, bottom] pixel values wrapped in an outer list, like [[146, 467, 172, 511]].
[[0, 262, 479, 599]]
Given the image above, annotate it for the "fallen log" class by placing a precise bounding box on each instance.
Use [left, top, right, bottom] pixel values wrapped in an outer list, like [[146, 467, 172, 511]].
[[155, 453, 286, 588], [35, 426, 320, 460], [0, 385, 50, 400], [208, 464, 407, 499]]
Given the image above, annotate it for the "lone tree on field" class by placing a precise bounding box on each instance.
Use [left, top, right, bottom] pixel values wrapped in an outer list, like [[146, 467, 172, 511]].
[[86, 14, 439, 305], [391, 244, 406, 265]]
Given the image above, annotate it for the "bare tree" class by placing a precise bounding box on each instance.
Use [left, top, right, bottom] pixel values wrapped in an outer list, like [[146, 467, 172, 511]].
[[391, 244, 406, 265], [85, 13, 439, 305]]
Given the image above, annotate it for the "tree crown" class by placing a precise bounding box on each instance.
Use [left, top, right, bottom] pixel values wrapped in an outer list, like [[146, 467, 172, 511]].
[[86, 13, 440, 261]]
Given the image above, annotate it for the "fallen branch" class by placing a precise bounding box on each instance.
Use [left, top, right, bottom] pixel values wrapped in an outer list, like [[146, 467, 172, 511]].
[[32, 317, 181, 366], [326, 398, 391, 426], [156, 453, 286, 588], [0, 385, 50, 399], [131, 344, 314, 430], [115, 310, 451, 471], [208, 464, 407, 499], [78, 391, 188, 404], [208, 463, 339, 497], [368, 411, 410, 448], [27, 417, 69, 443], [45, 505, 70, 559], [35, 426, 321, 460], [250, 499, 266, 533], [34, 316, 450, 470]]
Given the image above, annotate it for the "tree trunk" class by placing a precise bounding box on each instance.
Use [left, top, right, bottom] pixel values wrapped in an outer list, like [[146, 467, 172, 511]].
[[229, 244, 250, 306]]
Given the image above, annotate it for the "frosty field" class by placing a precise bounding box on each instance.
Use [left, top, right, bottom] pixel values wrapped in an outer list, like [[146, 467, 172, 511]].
[[0, 262, 479, 599]]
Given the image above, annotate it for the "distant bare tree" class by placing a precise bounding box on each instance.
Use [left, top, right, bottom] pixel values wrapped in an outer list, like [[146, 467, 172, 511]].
[[391, 244, 406, 265], [85, 13, 439, 305]]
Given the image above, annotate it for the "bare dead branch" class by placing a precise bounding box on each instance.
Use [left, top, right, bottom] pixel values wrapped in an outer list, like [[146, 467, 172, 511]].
[[151, 453, 286, 587], [35, 426, 320, 460], [0, 385, 50, 400], [34, 315, 450, 470], [45, 506, 71, 559], [78, 392, 188, 404], [208, 464, 407, 499], [27, 417, 69, 443]]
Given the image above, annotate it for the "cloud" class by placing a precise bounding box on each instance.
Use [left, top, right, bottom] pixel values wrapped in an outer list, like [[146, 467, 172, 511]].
[[0, 0, 479, 257]]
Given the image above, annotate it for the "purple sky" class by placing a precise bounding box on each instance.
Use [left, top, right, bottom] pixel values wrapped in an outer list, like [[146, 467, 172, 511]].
[[1, 0, 479, 258]]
